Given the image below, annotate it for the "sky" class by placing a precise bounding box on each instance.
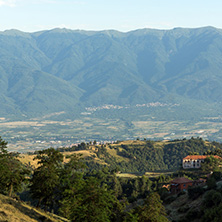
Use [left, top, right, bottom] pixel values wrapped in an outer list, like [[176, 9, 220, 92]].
[[0, 0, 222, 32]]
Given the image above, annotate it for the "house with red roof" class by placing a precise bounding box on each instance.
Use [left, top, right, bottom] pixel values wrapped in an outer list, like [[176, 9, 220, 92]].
[[182, 155, 221, 169], [170, 177, 193, 194]]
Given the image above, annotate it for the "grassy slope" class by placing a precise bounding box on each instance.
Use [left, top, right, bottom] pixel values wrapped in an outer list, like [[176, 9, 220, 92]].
[[0, 194, 68, 222]]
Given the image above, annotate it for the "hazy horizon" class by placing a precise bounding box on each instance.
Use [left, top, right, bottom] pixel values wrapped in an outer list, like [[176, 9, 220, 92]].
[[0, 0, 222, 32], [1, 25, 221, 34]]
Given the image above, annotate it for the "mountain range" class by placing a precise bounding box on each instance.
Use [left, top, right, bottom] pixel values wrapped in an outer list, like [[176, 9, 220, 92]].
[[1, 26, 222, 117]]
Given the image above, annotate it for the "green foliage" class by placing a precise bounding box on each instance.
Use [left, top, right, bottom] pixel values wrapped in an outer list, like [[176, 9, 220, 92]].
[[201, 190, 222, 222], [202, 202, 222, 222], [0, 157, 30, 197], [211, 171, 222, 181], [83, 138, 221, 172], [0, 136, 8, 156], [183, 208, 201, 221], [30, 148, 64, 208], [202, 190, 222, 208], [201, 156, 220, 172], [60, 176, 122, 222], [34, 147, 64, 167], [188, 186, 204, 200], [206, 176, 217, 189], [0, 137, 30, 197], [135, 192, 169, 222]]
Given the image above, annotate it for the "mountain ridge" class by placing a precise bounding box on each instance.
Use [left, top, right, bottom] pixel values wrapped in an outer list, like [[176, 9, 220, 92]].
[[1, 26, 222, 118]]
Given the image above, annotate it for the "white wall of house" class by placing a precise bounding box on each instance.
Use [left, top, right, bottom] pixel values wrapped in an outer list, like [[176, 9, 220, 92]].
[[182, 159, 204, 169]]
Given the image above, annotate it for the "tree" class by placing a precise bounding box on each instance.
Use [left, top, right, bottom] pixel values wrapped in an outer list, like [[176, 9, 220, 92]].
[[201, 190, 222, 221], [202, 202, 222, 222], [136, 192, 169, 222], [110, 174, 123, 198], [201, 156, 220, 172], [30, 148, 63, 209], [0, 137, 30, 197], [60, 176, 121, 222], [0, 157, 29, 197], [60, 165, 124, 222], [206, 176, 217, 190], [202, 190, 222, 208], [59, 153, 86, 209], [0, 136, 8, 156]]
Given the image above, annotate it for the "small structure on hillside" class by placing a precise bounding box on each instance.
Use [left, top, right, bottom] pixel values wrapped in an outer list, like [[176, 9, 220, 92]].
[[182, 155, 221, 169], [170, 177, 193, 194], [170, 177, 207, 194]]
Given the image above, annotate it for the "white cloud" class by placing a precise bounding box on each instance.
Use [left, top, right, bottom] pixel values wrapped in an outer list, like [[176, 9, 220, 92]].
[[0, 0, 17, 7]]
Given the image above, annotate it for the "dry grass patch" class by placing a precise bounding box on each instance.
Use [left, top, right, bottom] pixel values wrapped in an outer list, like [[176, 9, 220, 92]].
[[18, 154, 39, 169], [0, 194, 68, 222], [64, 150, 93, 158], [116, 173, 139, 178]]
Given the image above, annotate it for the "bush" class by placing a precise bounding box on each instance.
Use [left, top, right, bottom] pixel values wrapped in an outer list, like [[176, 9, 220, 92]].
[[206, 177, 217, 189], [164, 195, 177, 204], [177, 205, 190, 213], [188, 186, 204, 200], [185, 208, 201, 220], [177, 190, 186, 197], [212, 171, 222, 181], [202, 190, 222, 208]]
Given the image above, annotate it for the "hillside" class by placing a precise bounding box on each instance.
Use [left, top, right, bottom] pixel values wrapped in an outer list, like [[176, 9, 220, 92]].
[[1, 27, 222, 118], [21, 138, 222, 173], [3, 137, 222, 222], [0, 193, 68, 222]]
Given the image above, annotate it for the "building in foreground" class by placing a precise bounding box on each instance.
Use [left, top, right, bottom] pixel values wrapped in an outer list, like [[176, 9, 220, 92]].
[[170, 177, 193, 194], [170, 177, 206, 194]]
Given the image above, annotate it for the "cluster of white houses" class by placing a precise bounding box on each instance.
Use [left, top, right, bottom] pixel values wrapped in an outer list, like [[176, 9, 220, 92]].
[[182, 155, 221, 169]]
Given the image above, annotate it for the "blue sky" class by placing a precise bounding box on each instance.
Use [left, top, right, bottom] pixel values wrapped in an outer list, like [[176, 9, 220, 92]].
[[1, 0, 222, 32]]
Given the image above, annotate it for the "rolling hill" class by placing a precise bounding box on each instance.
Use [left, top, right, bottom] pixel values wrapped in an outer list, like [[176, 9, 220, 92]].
[[20, 138, 222, 173]]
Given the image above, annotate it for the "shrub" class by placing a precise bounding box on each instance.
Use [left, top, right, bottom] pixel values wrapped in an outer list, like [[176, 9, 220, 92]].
[[202, 190, 222, 208], [188, 186, 204, 200], [164, 195, 177, 204]]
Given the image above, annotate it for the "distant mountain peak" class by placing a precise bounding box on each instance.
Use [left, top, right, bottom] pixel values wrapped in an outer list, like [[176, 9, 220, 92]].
[[1, 29, 30, 37]]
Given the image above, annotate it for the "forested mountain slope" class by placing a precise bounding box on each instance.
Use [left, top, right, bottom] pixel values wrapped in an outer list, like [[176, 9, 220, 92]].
[[1, 27, 222, 117]]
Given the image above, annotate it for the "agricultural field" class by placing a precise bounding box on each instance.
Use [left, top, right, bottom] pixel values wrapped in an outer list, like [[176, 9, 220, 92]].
[[1, 113, 222, 152]]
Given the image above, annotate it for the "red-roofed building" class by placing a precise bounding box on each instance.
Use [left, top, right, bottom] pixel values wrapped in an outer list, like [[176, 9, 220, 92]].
[[182, 155, 221, 169], [170, 177, 193, 194]]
